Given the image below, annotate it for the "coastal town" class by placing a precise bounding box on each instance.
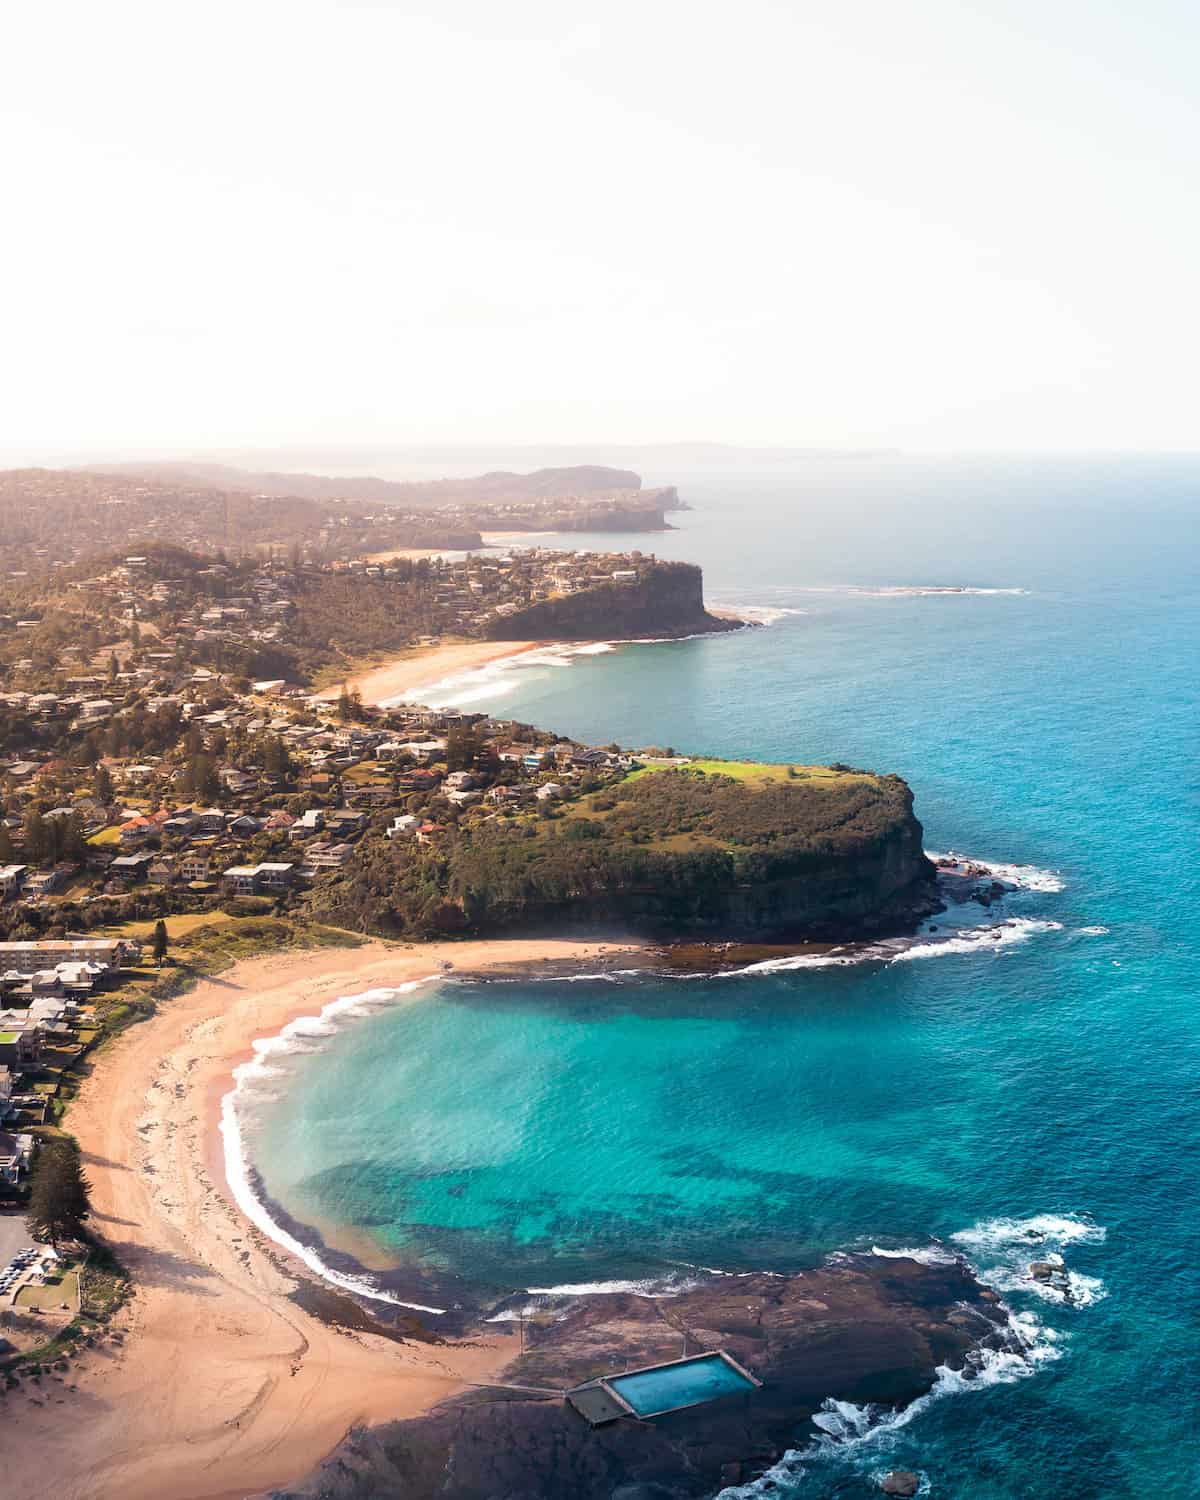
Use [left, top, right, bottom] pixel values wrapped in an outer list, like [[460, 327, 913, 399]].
[[0, 462, 677, 574], [0, 523, 720, 1221]]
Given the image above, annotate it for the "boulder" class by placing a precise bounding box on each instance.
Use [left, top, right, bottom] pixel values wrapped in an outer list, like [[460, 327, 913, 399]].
[[880, 1472, 921, 1497]]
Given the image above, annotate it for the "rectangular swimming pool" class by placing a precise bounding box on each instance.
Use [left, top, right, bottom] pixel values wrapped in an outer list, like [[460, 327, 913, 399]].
[[606, 1352, 760, 1418]]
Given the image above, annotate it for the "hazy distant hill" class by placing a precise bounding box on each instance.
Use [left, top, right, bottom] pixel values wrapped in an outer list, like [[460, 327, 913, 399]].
[[95, 460, 644, 509], [0, 468, 482, 570]]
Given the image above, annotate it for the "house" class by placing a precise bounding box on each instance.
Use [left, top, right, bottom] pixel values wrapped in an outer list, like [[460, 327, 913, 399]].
[[119, 815, 159, 848], [445, 789, 482, 807], [194, 808, 227, 833], [179, 854, 212, 882], [386, 814, 419, 839], [0, 1023, 42, 1071], [305, 841, 354, 870], [163, 809, 200, 838], [536, 782, 564, 801], [0, 1065, 13, 1118], [289, 809, 326, 840], [227, 813, 263, 836], [488, 785, 527, 806], [23, 864, 74, 896], [0, 1130, 33, 1188], [221, 862, 295, 896], [0, 938, 129, 971], [221, 865, 262, 896], [148, 857, 176, 885], [325, 809, 368, 840], [0, 865, 28, 900], [405, 738, 447, 762], [415, 821, 446, 845], [110, 852, 155, 883], [264, 809, 296, 832]]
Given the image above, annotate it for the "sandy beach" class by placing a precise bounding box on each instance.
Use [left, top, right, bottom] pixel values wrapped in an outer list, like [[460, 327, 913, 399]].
[[315, 638, 543, 707], [6, 935, 634, 1500]]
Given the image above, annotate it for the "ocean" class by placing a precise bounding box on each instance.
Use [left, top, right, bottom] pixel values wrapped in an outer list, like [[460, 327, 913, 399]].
[[232, 455, 1200, 1497]]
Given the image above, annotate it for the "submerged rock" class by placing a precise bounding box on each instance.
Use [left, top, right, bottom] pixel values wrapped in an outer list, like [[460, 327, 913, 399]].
[[880, 1472, 921, 1497], [268, 1256, 1023, 1500]]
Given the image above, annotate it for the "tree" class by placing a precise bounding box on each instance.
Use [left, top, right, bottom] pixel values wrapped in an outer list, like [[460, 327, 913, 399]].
[[23, 809, 48, 864], [94, 762, 114, 805], [337, 684, 364, 722], [0, 822, 14, 863], [187, 754, 220, 802], [445, 727, 484, 772], [152, 918, 169, 965], [108, 651, 120, 680], [28, 1140, 92, 1248]]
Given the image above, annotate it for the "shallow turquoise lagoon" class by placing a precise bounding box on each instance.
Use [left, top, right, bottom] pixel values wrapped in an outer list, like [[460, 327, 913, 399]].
[[243, 457, 1200, 1498]]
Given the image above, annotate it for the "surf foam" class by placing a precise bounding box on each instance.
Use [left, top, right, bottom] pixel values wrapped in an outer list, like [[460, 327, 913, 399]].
[[219, 975, 448, 1312]]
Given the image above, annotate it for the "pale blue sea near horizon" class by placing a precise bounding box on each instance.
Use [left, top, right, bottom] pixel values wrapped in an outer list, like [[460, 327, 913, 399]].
[[242, 456, 1200, 1497]]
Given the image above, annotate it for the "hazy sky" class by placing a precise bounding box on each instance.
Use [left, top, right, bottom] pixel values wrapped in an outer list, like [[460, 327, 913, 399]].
[[5, 1, 1198, 454]]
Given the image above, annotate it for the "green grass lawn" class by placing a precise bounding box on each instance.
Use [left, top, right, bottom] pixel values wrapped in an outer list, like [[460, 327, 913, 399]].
[[15, 1267, 80, 1313], [98, 910, 235, 942], [624, 759, 870, 786]]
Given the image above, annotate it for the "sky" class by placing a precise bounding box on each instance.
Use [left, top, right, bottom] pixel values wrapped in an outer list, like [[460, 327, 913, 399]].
[[4, 0, 1199, 457]]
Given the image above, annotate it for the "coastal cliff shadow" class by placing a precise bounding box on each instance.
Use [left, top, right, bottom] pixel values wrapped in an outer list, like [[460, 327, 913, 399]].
[[80, 1151, 131, 1172]]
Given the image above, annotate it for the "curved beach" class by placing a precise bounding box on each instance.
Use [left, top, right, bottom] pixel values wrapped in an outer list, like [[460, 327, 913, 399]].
[[315, 639, 543, 706], [7, 936, 634, 1500]]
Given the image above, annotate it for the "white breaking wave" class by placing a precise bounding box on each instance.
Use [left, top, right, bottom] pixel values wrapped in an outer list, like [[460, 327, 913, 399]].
[[524, 1274, 700, 1297], [929, 851, 1066, 893], [950, 1214, 1108, 1309], [719, 1213, 1105, 1496], [716, 1317, 1060, 1499], [219, 976, 448, 1313], [891, 917, 1064, 961], [724, 951, 867, 975], [713, 604, 808, 625], [1074, 925, 1110, 937], [792, 585, 1028, 598], [868, 1243, 960, 1266], [379, 642, 616, 711], [951, 1212, 1107, 1256]]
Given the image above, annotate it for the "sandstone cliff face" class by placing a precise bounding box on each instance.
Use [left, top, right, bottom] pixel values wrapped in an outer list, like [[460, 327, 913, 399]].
[[269, 1257, 1020, 1500], [483, 561, 740, 642]]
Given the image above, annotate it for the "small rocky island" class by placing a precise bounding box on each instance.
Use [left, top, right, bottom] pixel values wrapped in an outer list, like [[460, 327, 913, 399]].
[[269, 1254, 1022, 1500]]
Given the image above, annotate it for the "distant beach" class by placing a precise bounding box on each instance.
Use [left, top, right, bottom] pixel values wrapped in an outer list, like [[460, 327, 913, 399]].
[[315, 637, 544, 706]]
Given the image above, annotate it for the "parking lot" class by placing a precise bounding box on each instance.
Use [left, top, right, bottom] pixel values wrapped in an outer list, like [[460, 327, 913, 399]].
[[0, 1210, 34, 1268]]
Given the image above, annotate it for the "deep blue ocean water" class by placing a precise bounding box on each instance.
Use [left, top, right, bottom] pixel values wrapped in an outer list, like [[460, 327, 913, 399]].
[[244, 456, 1200, 1497]]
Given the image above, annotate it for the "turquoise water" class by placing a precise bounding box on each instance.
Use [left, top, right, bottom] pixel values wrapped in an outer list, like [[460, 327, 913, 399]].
[[244, 457, 1200, 1497], [609, 1354, 758, 1417]]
